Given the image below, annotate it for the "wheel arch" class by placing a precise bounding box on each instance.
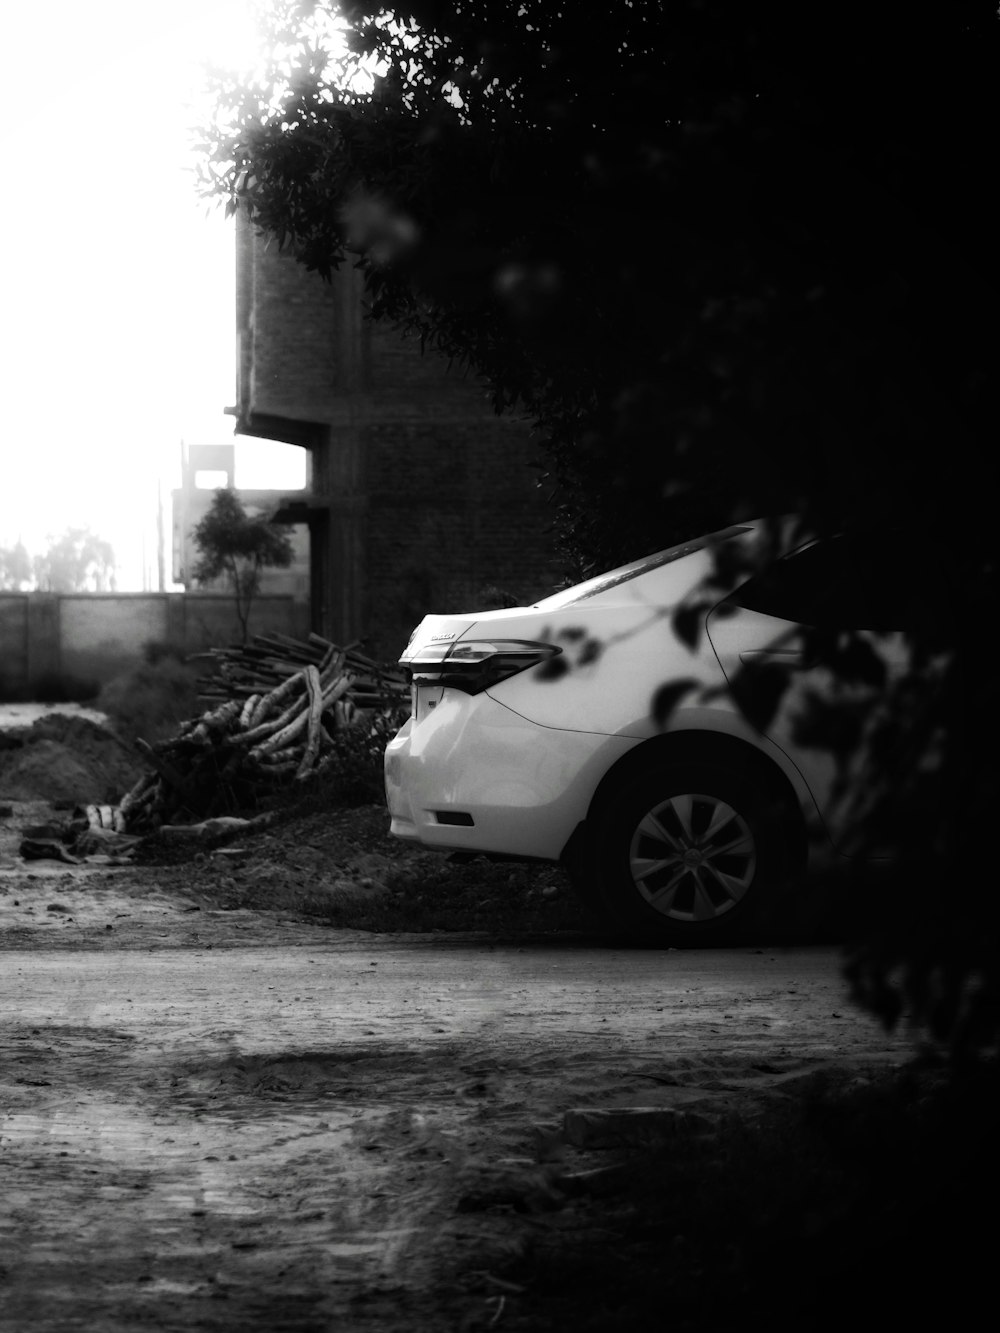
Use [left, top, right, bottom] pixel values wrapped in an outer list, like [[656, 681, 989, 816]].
[[583, 729, 806, 845], [560, 728, 811, 939]]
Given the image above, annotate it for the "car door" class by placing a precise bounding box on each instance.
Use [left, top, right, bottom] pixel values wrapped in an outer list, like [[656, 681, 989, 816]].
[[704, 534, 922, 855]]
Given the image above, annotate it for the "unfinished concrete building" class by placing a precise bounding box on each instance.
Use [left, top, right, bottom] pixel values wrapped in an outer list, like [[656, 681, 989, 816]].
[[231, 213, 566, 660]]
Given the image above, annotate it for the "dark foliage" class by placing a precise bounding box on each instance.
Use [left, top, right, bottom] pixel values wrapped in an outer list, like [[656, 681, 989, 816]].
[[200, 1, 995, 559], [198, 1, 998, 1052]]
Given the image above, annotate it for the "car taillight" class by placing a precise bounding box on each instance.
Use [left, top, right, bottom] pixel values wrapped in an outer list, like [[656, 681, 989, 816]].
[[409, 640, 562, 695]]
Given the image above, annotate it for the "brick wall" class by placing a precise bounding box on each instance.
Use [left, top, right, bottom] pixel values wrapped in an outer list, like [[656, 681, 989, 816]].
[[243, 239, 345, 421], [362, 419, 561, 656]]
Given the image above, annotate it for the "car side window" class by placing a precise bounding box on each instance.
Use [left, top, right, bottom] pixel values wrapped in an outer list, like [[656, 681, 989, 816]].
[[726, 536, 919, 630]]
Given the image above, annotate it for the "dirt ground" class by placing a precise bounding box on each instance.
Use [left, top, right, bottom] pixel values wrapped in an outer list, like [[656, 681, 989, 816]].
[[0, 706, 142, 807], [5, 783, 981, 1333]]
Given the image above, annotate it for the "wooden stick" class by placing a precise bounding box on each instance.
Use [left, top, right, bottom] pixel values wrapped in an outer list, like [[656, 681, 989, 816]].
[[247, 668, 306, 728], [296, 665, 324, 779]]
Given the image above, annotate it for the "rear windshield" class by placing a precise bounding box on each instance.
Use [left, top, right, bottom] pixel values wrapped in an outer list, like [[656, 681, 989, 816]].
[[536, 526, 753, 609]]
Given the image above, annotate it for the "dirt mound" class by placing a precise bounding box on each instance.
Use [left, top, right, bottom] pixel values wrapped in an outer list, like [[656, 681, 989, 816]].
[[0, 715, 143, 805]]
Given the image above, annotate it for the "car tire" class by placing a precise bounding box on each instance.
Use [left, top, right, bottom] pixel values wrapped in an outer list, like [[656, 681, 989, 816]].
[[581, 760, 802, 945]]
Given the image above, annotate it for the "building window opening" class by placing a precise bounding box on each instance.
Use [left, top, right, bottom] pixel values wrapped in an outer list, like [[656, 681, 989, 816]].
[[234, 438, 308, 490], [194, 470, 231, 490]]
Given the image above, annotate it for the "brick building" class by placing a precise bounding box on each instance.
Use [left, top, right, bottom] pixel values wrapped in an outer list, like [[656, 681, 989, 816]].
[[231, 212, 567, 660]]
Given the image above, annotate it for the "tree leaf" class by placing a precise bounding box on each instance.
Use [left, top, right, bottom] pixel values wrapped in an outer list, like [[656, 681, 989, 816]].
[[831, 635, 889, 690]]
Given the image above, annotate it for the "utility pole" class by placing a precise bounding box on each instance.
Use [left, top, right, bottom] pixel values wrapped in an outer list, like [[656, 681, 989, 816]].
[[156, 475, 166, 591]]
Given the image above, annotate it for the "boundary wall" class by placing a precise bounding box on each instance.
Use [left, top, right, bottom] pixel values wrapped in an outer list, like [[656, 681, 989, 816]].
[[0, 592, 309, 698]]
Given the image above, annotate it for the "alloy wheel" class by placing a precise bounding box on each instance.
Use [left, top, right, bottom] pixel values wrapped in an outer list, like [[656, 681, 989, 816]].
[[627, 791, 757, 922]]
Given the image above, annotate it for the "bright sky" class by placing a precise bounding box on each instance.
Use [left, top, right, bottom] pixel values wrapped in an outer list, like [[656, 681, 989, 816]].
[[0, 0, 307, 589]]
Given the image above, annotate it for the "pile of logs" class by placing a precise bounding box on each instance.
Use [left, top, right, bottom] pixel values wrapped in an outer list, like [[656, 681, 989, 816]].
[[117, 633, 409, 830]]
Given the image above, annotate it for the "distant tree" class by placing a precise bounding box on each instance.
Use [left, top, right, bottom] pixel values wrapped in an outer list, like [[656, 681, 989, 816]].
[[31, 528, 116, 592], [0, 540, 32, 590], [191, 489, 294, 643]]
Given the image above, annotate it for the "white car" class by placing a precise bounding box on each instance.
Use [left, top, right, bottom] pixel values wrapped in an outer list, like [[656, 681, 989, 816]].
[[384, 521, 920, 943]]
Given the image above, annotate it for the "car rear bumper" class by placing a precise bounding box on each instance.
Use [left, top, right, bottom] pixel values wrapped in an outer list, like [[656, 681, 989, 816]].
[[384, 691, 636, 861]]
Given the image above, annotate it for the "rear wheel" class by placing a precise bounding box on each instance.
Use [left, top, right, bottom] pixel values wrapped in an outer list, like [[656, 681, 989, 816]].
[[579, 761, 802, 944]]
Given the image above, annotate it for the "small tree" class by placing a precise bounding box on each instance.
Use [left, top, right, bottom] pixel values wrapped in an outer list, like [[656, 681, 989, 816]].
[[191, 489, 294, 642]]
